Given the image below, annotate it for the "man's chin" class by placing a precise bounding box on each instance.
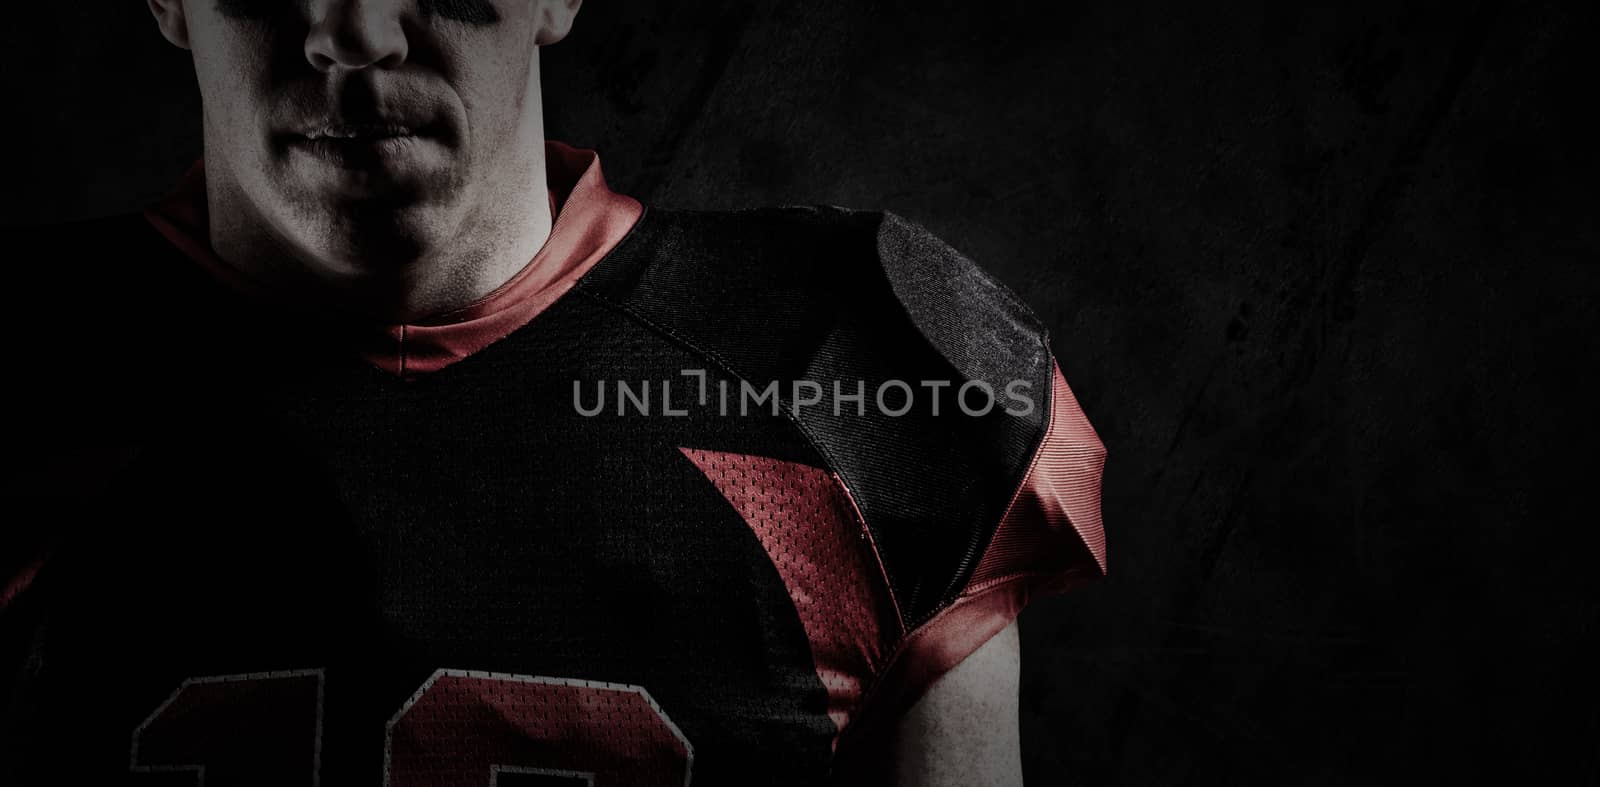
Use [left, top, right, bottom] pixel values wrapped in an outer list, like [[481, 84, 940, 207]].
[[270, 193, 448, 278]]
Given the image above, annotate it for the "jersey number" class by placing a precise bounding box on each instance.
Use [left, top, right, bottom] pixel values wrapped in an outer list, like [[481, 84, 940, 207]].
[[130, 669, 693, 787]]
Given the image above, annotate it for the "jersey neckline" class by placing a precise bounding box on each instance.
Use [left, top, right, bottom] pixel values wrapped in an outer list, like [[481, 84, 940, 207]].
[[143, 140, 644, 381]]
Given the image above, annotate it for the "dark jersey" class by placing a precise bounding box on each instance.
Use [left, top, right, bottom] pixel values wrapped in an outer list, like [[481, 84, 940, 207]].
[[1, 147, 1106, 786]]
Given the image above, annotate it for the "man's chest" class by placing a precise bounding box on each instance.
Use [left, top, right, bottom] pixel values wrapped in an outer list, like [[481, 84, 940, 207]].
[[24, 343, 862, 785]]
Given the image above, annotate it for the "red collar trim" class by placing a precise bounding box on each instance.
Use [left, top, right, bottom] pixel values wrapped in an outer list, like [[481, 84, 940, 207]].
[[143, 140, 643, 380]]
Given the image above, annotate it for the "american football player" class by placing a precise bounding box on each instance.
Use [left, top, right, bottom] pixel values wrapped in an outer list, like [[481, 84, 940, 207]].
[[0, 1, 1106, 784]]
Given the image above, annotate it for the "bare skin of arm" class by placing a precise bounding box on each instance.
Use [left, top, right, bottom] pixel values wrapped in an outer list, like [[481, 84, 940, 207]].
[[890, 620, 1025, 786]]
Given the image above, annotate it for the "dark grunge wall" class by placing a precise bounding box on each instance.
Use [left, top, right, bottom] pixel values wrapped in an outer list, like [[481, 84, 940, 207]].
[[4, 1, 1595, 784]]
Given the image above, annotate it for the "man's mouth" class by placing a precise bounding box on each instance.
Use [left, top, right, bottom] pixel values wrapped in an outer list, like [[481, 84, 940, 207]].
[[288, 122, 441, 171], [301, 124, 419, 141]]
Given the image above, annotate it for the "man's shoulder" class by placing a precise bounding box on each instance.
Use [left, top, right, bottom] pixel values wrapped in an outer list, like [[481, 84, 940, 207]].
[[579, 203, 1059, 626], [582, 202, 1049, 383]]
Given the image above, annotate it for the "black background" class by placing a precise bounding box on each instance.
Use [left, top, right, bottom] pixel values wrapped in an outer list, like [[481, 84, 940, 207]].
[[4, 1, 1595, 784]]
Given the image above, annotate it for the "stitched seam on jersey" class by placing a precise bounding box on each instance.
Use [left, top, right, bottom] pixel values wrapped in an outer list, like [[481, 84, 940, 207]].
[[919, 324, 1054, 633], [829, 470, 908, 636], [964, 353, 1061, 598], [570, 285, 909, 635]]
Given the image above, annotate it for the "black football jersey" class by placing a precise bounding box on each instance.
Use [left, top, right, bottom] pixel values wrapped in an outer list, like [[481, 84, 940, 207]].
[[1, 183, 1106, 785]]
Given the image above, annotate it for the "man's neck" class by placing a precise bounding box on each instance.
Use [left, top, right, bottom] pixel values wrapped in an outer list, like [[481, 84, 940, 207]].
[[205, 146, 554, 325]]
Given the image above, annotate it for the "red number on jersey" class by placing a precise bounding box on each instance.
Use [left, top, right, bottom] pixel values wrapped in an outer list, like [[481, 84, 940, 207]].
[[130, 669, 323, 787], [129, 669, 693, 786], [385, 670, 693, 787]]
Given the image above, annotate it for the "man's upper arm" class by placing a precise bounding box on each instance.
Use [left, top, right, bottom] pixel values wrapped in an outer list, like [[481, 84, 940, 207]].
[[890, 619, 1024, 786], [823, 214, 1106, 784]]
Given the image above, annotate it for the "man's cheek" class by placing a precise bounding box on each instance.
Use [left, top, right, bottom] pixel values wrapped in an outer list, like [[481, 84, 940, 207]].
[[420, 0, 504, 26]]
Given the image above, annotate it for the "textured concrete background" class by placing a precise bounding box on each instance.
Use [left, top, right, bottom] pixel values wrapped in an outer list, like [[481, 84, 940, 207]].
[[4, 1, 1595, 784]]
